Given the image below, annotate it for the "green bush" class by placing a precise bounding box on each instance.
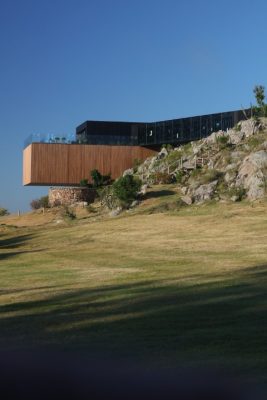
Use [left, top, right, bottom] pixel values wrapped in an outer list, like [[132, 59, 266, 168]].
[[112, 175, 142, 206], [90, 169, 111, 187], [0, 207, 9, 216], [175, 170, 185, 184], [216, 135, 229, 148], [80, 178, 89, 187]]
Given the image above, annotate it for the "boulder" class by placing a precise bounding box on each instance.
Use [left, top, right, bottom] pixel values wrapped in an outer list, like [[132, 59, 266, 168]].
[[203, 130, 226, 145], [129, 200, 139, 208], [157, 147, 168, 159], [192, 180, 218, 204], [181, 195, 193, 205], [239, 119, 260, 137], [109, 207, 122, 217], [181, 186, 188, 195], [236, 150, 267, 200], [123, 168, 134, 177], [224, 171, 236, 184], [227, 128, 245, 145]]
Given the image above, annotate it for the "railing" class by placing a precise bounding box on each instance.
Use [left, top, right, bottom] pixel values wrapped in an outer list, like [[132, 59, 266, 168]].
[[24, 133, 76, 148]]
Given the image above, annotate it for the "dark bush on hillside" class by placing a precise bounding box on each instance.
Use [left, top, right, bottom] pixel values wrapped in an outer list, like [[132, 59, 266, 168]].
[[112, 175, 142, 206], [90, 169, 111, 187], [0, 207, 9, 216], [30, 195, 49, 210]]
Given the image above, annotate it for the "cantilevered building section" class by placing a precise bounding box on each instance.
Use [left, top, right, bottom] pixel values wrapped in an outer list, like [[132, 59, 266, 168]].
[[23, 109, 249, 186]]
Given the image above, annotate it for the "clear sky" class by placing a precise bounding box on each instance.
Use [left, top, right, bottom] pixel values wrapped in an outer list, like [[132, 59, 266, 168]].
[[1, 0, 267, 212]]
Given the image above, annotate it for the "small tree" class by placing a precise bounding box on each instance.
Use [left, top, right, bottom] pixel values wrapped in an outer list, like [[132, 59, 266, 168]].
[[0, 207, 9, 216], [30, 195, 49, 210], [112, 175, 142, 206], [90, 169, 111, 187], [253, 85, 266, 117], [90, 169, 103, 187], [253, 85, 265, 108]]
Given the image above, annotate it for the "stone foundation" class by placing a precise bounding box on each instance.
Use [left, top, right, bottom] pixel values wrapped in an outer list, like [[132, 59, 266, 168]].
[[49, 187, 97, 207]]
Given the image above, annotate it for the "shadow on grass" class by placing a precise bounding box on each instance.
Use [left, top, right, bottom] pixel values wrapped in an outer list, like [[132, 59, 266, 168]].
[[0, 250, 44, 261], [0, 264, 267, 383], [0, 234, 34, 250], [143, 190, 176, 200]]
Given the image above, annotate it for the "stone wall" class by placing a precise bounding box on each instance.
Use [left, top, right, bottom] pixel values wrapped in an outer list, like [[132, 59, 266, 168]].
[[49, 187, 97, 206]]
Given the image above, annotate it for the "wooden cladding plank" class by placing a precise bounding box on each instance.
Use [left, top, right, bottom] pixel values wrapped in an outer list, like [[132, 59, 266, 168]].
[[23, 143, 157, 186]]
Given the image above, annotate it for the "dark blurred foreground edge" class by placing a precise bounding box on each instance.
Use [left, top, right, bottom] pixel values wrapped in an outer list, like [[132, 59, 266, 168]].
[[0, 351, 264, 400]]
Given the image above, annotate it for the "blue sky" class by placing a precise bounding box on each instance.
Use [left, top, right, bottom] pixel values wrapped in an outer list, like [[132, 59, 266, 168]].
[[0, 0, 267, 212]]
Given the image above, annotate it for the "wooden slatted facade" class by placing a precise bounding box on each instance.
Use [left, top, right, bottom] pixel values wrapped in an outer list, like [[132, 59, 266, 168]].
[[23, 143, 157, 186]]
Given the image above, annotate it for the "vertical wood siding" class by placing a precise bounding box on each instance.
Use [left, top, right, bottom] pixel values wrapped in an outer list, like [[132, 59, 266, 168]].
[[23, 143, 157, 186]]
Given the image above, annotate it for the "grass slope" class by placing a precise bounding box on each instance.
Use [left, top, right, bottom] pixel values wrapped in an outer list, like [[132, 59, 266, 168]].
[[1, 195, 267, 383]]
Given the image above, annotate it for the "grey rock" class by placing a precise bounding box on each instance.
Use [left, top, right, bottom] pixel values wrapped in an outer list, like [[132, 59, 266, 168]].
[[192, 180, 218, 204], [181, 195, 193, 205], [157, 147, 168, 159], [224, 171, 236, 184], [203, 130, 226, 145], [139, 184, 148, 195], [123, 168, 134, 177], [181, 186, 188, 195], [130, 200, 139, 208], [239, 119, 260, 137], [228, 129, 245, 145], [109, 207, 122, 217], [231, 195, 239, 202], [236, 150, 267, 200]]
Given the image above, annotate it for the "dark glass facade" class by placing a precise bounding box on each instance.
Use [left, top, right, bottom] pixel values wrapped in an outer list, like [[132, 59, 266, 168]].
[[76, 109, 249, 148]]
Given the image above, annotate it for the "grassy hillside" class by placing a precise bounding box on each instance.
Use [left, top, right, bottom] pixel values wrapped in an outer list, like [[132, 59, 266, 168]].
[[1, 192, 267, 384]]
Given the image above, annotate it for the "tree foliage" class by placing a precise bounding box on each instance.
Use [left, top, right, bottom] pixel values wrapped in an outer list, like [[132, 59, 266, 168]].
[[0, 207, 9, 216], [253, 85, 265, 108], [30, 195, 49, 210], [112, 175, 142, 205], [90, 169, 111, 187]]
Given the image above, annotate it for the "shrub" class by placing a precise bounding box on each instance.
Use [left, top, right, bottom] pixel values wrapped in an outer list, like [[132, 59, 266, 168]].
[[200, 169, 223, 184], [175, 170, 185, 184], [151, 172, 174, 184], [112, 175, 142, 206], [98, 186, 121, 210], [80, 178, 89, 187], [162, 144, 173, 152], [90, 169, 111, 187], [228, 186, 246, 201], [30, 195, 49, 210], [216, 135, 229, 148], [62, 206, 76, 220], [0, 207, 9, 216]]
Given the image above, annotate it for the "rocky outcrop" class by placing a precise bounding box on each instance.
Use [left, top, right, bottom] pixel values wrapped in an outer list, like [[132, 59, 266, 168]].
[[122, 118, 267, 205], [236, 151, 267, 200], [191, 180, 218, 204]]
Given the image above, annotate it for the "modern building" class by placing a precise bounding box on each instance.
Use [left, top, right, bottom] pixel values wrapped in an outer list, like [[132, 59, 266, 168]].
[[23, 109, 249, 186]]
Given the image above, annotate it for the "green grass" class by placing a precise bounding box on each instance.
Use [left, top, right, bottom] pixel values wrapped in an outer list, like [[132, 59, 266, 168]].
[[1, 199, 267, 383]]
